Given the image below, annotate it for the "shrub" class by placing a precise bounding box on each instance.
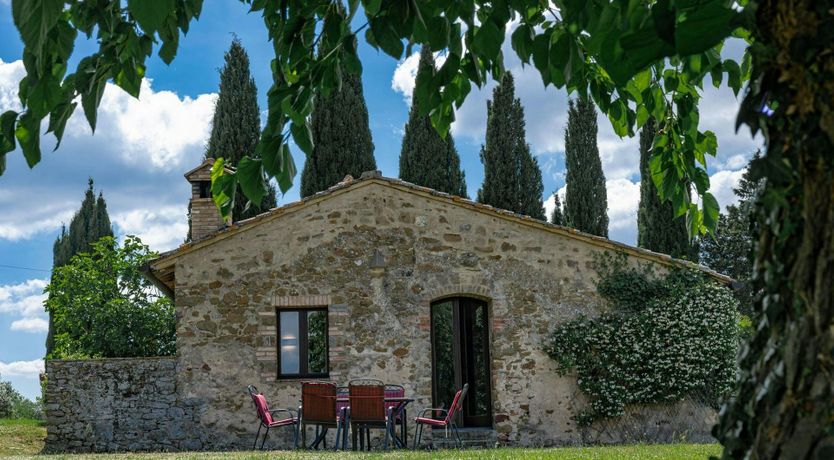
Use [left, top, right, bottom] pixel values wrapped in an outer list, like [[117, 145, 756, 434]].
[[545, 254, 740, 425]]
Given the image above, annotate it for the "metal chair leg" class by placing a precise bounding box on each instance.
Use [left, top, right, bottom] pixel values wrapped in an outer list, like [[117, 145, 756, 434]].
[[413, 423, 422, 449], [254, 424, 262, 450], [342, 413, 350, 450], [293, 422, 299, 449], [260, 426, 270, 450]]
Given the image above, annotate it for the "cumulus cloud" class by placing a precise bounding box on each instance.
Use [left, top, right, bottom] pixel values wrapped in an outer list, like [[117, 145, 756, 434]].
[[0, 59, 216, 249], [0, 359, 44, 377], [0, 279, 48, 333], [112, 205, 189, 251], [552, 179, 641, 245], [709, 168, 747, 211], [10, 317, 49, 333]]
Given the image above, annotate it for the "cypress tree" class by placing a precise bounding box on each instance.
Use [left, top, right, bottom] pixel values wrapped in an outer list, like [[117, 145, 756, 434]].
[[636, 118, 695, 259], [47, 178, 112, 356], [203, 38, 276, 223], [551, 193, 565, 226], [300, 41, 376, 197], [477, 72, 545, 219], [563, 98, 608, 237], [399, 47, 467, 197]]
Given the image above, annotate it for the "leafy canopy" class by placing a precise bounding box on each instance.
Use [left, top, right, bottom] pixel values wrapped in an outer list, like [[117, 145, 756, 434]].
[[2, 0, 746, 235], [44, 235, 176, 359]]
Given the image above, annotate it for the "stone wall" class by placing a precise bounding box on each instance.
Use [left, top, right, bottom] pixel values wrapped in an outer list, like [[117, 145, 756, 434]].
[[44, 357, 201, 452]]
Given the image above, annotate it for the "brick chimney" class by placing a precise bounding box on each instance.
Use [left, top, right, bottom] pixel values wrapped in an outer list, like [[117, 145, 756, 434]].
[[185, 158, 231, 241]]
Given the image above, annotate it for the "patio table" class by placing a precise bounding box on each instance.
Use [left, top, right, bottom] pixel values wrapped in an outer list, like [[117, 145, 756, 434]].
[[336, 395, 414, 449]]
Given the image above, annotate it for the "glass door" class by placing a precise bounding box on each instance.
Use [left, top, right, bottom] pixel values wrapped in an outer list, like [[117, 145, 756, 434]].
[[431, 297, 492, 427]]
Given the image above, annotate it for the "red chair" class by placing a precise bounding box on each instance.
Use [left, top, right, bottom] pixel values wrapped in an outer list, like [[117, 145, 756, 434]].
[[247, 385, 299, 450], [349, 378, 392, 450], [413, 383, 469, 449], [300, 381, 347, 449], [385, 384, 407, 445]]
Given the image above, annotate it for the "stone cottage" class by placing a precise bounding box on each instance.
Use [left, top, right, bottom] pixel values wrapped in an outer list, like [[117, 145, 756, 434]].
[[44, 161, 730, 452]]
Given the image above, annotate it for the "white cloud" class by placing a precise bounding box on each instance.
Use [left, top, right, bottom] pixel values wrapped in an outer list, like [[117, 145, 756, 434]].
[[606, 179, 642, 234], [0, 359, 44, 377], [93, 79, 217, 169], [709, 168, 747, 211], [112, 205, 189, 252], [554, 179, 641, 245], [0, 58, 24, 112], [0, 59, 216, 246], [10, 317, 49, 333], [0, 279, 48, 334]]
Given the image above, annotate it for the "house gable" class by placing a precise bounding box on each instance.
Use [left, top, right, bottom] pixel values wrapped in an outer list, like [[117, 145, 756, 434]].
[[147, 174, 730, 294]]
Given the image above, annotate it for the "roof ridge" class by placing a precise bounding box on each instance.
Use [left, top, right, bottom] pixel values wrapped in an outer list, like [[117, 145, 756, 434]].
[[152, 173, 731, 284]]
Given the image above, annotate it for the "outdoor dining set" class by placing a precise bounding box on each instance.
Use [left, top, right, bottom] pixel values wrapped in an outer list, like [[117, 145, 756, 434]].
[[247, 379, 469, 451]]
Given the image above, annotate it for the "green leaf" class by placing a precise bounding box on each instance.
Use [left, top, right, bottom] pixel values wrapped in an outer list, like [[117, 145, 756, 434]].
[[614, 26, 675, 85], [290, 120, 313, 155], [81, 78, 106, 132], [685, 203, 701, 239], [277, 144, 296, 194], [511, 24, 534, 64], [115, 63, 145, 98], [15, 111, 42, 168], [634, 69, 652, 92], [474, 20, 502, 61], [11, 0, 63, 58], [0, 110, 17, 156], [674, 0, 738, 57], [46, 101, 76, 149], [159, 33, 179, 65], [607, 99, 628, 137], [701, 192, 719, 234], [127, 0, 175, 35], [531, 34, 550, 86], [723, 60, 742, 96], [210, 158, 236, 222], [236, 156, 266, 207]]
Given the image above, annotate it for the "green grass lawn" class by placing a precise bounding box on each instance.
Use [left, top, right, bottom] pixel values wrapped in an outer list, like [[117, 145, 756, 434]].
[[0, 419, 721, 459]]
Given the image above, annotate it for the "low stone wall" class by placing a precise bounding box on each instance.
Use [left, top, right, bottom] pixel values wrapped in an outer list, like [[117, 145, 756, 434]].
[[44, 357, 201, 452]]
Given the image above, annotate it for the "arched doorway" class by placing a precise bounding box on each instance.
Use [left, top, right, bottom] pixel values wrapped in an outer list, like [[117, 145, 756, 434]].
[[430, 297, 492, 427]]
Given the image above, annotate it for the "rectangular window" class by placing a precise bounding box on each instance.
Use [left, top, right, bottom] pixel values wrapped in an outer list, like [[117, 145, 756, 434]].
[[276, 308, 329, 378]]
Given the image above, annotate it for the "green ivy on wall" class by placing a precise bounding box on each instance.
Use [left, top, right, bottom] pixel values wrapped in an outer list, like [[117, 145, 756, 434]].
[[544, 253, 740, 426]]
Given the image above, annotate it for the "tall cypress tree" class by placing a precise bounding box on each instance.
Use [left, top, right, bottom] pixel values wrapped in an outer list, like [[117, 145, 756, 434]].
[[203, 38, 276, 222], [399, 47, 467, 197], [636, 118, 695, 259], [47, 178, 112, 356], [563, 98, 608, 237], [300, 41, 376, 197], [477, 72, 545, 219], [550, 193, 565, 226]]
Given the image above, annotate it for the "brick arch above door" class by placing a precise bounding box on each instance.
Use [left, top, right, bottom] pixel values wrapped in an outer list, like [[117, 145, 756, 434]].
[[420, 278, 510, 333]]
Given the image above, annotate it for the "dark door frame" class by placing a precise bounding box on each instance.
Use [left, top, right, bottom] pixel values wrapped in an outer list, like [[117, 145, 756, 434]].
[[430, 296, 493, 428]]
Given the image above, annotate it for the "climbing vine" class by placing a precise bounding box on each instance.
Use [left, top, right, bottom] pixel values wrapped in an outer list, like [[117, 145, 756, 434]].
[[544, 254, 740, 426]]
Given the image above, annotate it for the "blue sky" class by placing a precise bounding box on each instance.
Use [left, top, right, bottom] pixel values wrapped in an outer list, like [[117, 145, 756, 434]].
[[0, 2, 761, 400]]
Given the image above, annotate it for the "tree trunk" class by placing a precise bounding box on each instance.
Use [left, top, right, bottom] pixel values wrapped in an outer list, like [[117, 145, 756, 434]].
[[715, 0, 834, 458]]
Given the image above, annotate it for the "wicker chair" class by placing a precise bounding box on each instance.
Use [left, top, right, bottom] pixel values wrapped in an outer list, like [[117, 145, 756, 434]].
[[348, 378, 392, 450], [300, 381, 347, 450], [413, 383, 469, 449], [247, 385, 299, 450]]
